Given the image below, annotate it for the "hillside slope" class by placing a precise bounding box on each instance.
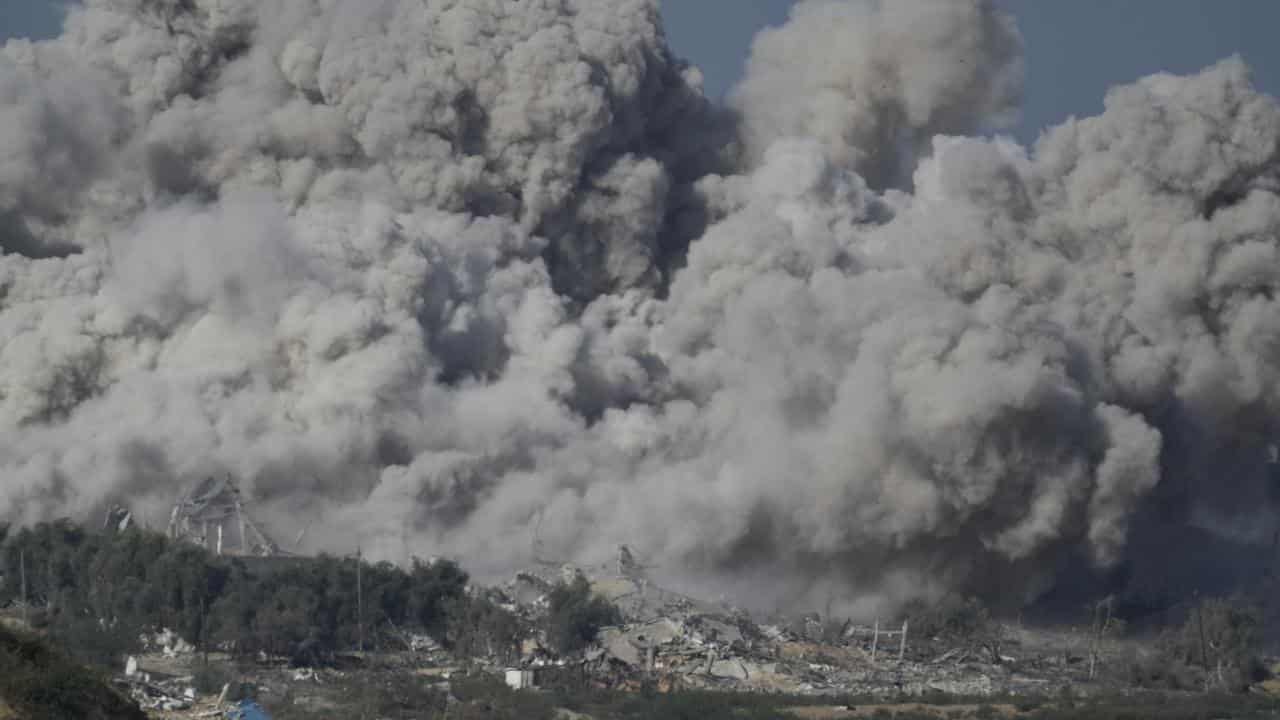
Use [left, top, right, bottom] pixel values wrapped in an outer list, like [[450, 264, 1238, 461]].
[[0, 625, 146, 720]]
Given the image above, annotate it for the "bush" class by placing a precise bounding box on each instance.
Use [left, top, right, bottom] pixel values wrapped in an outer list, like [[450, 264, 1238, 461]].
[[1128, 595, 1265, 693], [1126, 650, 1200, 691]]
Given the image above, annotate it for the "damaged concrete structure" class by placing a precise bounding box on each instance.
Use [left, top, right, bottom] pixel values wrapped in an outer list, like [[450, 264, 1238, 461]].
[[167, 476, 282, 557], [477, 559, 1146, 700]]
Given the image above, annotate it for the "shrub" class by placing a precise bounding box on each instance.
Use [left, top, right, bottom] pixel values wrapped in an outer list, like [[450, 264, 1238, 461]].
[[1128, 594, 1266, 694]]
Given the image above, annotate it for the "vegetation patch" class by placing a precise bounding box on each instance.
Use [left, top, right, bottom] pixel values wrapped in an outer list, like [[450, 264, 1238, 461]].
[[0, 521, 479, 666], [0, 624, 145, 720]]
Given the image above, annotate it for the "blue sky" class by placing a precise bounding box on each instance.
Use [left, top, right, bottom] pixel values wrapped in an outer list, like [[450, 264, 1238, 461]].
[[5, 1, 1279, 144], [661, 0, 1280, 143], [0, 1, 64, 40]]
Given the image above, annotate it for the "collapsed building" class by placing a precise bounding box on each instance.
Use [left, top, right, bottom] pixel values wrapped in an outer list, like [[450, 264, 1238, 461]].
[[477, 556, 1155, 700], [166, 476, 283, 557]]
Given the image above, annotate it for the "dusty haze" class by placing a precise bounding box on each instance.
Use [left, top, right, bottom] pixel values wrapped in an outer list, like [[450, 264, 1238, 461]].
[[3, 0, 1280, 616]]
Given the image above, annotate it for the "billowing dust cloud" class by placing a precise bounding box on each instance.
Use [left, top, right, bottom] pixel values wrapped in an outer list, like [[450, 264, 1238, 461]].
[[3, 0, 1280, 614]]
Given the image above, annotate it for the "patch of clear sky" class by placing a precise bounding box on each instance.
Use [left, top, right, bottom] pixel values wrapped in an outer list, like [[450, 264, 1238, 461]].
[[662, 0, 1280, 144], [4, 0, 1279, 145]]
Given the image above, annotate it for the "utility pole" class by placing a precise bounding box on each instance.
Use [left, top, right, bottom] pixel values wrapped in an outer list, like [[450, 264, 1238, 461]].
[[1270, 530, 1280, 581], [234, 482, 247, 554], [357, 546, 364, 654], [200, 592, 209, 666], [19, 549, 27, 627], [1196, 594, 1209, 670]]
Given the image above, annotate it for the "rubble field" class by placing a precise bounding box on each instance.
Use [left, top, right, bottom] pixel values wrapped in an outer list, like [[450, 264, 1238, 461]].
[[97, 562, 1280, 719], [494, 564, 1151, 700]]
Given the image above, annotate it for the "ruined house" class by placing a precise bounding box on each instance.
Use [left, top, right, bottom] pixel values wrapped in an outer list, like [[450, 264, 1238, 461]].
[[167, 476, 282, 557]]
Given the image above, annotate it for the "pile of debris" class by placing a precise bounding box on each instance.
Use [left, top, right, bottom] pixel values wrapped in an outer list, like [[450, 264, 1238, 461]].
[[116, 657, 198, 713], [482, 550, 1111, 699], [95, 547, 1142, 713]]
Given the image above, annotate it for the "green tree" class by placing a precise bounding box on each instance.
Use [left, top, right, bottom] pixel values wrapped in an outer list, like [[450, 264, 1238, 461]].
[[254, 583, 321, 657], [406, 558, 469, 642], [1173, 595, 1264, 692], [1, 521, 487, 667], [447, 594, 521, 662], [545, 576, 620, 655]]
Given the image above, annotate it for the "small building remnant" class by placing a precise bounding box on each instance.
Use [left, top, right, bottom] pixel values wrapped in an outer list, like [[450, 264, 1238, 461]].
[[504, 668, 536, 690], [167, 476, 281, 556]]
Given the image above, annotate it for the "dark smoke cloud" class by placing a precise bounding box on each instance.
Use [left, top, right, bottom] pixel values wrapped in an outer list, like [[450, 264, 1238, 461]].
[[3, 0, 1280, 616]]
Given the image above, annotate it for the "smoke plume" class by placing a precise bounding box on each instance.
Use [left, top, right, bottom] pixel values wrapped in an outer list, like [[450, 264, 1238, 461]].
[[3, 0, 1280, 614]]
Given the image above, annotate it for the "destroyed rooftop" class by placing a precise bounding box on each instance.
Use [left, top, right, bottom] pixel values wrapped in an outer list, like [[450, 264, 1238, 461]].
[[165, 476, 283, 557]]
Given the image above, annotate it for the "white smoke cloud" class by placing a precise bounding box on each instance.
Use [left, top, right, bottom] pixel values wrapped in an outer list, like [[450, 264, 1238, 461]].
[[3, 0, 1280, 613], [731, 0, 1024, 188]]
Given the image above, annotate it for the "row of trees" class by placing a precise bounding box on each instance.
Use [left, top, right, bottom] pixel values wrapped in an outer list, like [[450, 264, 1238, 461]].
[[0, 521, 625, 671], [0, 521, 473, 666], [899, 591, 1268, 694]]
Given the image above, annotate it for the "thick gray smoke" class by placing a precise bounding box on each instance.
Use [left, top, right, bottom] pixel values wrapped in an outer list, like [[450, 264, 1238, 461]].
[[4, 0, 1280, 615], [731, 0, 1023, 188]]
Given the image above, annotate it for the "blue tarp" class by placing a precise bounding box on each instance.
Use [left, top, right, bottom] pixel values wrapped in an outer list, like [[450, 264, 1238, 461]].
[[225, 699, 271, 720]]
